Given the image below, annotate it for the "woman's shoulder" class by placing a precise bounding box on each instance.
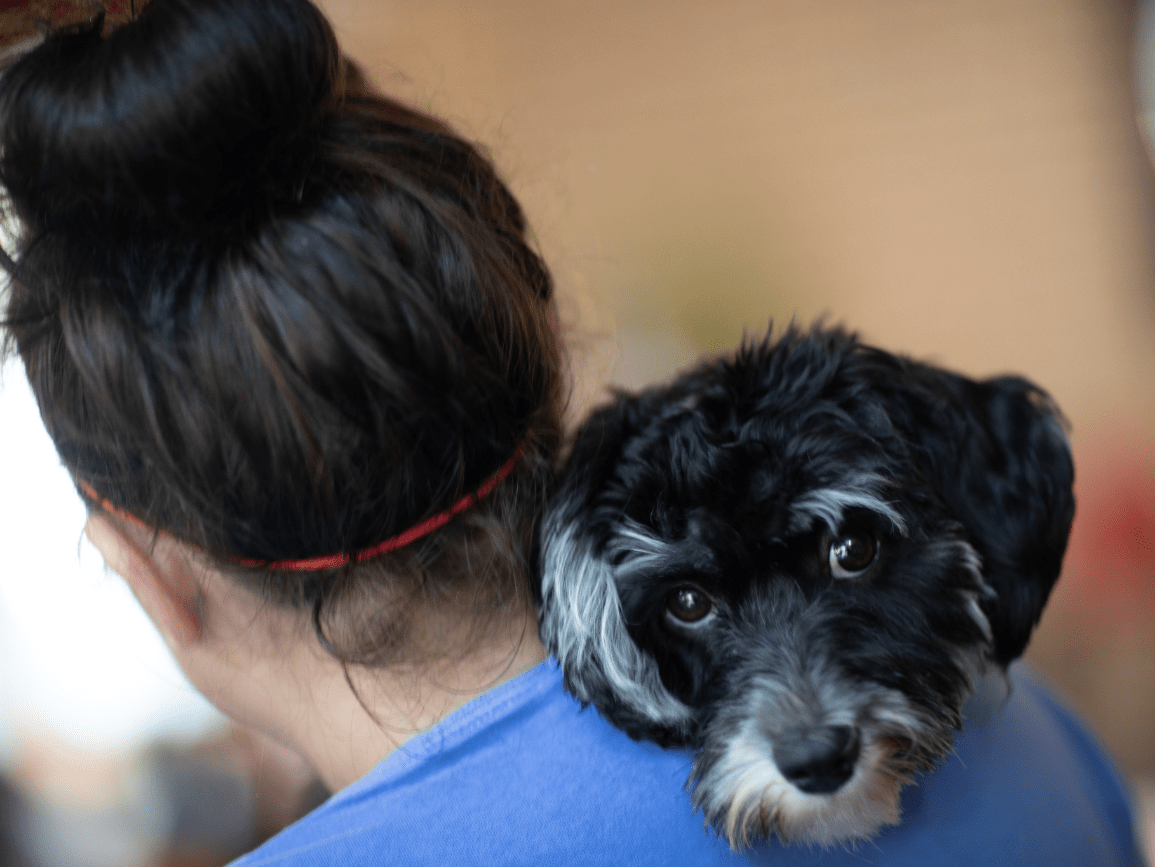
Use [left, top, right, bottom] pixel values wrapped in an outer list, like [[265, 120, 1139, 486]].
[[230, 659, 740, 866], [810, 662, 1144, 867], [230, 661, 1144, 867], [860, 662, 1144, 867]]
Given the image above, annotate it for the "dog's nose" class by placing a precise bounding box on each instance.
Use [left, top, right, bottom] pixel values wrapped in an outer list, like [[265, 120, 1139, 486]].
[[773, 725, 860, 794]]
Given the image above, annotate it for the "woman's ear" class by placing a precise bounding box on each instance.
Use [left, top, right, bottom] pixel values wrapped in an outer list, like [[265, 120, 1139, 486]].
[[84, 513, 204, 649]]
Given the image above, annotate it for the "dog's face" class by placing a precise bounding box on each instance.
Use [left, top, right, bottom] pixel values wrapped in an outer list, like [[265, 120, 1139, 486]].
[[538, 326, 1074, 848]]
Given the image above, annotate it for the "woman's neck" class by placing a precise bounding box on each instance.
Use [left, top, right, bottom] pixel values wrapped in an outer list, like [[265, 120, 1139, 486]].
[[86, 508, 549, 794], [259, 604, 547, 792]]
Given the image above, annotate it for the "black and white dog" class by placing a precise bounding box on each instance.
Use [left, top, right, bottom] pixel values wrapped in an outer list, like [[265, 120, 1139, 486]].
[[537, 324, 1074, 848]]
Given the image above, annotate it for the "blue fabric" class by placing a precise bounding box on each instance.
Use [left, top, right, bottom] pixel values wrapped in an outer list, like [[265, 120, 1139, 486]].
[[231, 660, 1145, 866]]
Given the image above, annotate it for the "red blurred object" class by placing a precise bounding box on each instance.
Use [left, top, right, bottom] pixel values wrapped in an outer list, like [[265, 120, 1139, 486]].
[[1059, 439, 1155, 621]]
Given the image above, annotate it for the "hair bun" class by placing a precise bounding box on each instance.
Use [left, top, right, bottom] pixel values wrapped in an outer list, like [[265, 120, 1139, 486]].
[[0, 0, 340, 233]]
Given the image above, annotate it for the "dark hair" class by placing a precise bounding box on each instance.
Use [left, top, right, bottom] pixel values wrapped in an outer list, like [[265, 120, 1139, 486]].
[[0, 0, 563, 665]]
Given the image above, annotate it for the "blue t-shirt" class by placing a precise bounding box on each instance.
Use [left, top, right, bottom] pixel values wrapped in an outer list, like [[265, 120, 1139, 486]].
[[231, 660, 1143, 866]]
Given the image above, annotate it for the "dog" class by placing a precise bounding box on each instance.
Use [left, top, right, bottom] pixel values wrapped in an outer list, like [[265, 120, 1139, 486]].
[[536, 324, 1074, 849]]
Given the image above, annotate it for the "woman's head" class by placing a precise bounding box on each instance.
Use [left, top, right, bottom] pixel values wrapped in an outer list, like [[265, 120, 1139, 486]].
[[0, 0, 563, 666]]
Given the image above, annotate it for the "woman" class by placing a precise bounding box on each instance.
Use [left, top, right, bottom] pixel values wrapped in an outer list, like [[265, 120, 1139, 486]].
[[0, 0, 1143, 864]]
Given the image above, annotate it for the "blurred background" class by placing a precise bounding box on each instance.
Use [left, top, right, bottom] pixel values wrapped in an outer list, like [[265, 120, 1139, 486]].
[[1, 0, 1154, 863]]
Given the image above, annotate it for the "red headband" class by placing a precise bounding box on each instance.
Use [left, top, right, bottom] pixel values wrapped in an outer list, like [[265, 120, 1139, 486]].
[[81, 443, 525, 571]]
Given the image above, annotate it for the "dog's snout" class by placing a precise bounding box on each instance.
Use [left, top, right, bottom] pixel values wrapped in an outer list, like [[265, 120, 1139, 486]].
[[774, 725, 860, 795]]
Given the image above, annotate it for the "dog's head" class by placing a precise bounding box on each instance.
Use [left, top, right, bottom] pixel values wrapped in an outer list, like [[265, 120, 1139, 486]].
[[537, 325, 1074, 848]]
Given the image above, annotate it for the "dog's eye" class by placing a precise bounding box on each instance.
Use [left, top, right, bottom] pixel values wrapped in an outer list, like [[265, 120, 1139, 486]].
[[666, 585, 715, 624], [828, 532, 878, 579]]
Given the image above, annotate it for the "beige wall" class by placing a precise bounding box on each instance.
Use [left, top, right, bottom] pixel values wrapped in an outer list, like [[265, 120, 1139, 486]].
[[320, 0, 1155, 773], [322, 0, 1155, 431]]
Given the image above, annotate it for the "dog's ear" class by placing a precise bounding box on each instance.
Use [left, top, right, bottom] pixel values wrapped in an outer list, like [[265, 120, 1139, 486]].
[[883, 364, 1076, 666], [536, 399, 697, 746]]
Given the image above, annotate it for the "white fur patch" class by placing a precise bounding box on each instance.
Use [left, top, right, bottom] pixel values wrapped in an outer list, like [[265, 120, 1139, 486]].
[[789, 475, 907, 536], [539, 515, 694, 728]]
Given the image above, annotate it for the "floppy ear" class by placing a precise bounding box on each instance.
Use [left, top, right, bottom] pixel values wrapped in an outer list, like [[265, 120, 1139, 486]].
[[898, 368, 1076, 665], [537, 402, 696, 746]]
